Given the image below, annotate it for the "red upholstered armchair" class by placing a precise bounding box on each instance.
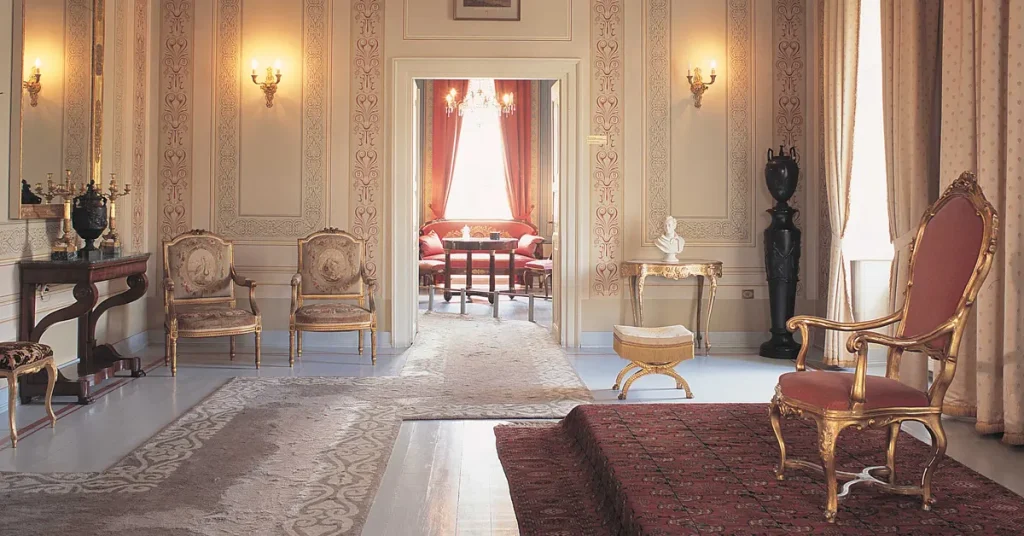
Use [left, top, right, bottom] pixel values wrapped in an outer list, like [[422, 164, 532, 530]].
[[419, 219, 543, 285], [770, 172, 998, 522]]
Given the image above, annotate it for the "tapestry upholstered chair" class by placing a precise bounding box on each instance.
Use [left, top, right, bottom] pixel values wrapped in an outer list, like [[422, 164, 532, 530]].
[[771, 172, 998, 522], [1, 342, 57, 447], [290, 228, 378, 366], [163, 230, 262, 376]]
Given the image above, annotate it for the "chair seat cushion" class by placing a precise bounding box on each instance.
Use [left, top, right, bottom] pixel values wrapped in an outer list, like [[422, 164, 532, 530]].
[[0, 342, 53, 370], [175, 307, 258, 332], [525, 259, 553, 271], [295, 303, 372, 325], [778, 371, 930, 411], [613, 325, 693, 347]]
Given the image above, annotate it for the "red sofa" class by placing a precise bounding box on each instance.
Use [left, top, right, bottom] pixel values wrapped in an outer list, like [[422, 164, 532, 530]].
[[419, 219, 543, 283]]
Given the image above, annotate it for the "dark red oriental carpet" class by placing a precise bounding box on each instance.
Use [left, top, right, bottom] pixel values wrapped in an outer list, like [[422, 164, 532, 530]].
[[494, 404, 1024, 536]]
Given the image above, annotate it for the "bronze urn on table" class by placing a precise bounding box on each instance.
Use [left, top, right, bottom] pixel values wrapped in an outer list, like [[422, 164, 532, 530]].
[[71, 181, 108, 260]]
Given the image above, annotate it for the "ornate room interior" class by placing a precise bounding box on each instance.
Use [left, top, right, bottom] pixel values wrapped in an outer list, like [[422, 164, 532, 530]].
[[0, 0, 1021, 534]]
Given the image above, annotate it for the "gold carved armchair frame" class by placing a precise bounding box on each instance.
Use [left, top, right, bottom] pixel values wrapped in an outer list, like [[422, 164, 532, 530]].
[[771, 172, 998, 521], [163, 230, 262, 376], [290, 228, 378, 366]]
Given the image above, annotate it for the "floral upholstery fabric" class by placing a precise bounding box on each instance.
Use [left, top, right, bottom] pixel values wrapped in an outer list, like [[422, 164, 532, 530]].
[[294, 303, 372, 325], [166, 236, 233, 300], [300, 234, 364, 296], [0, 342, 52, 370], [174, 306, 257, 332]]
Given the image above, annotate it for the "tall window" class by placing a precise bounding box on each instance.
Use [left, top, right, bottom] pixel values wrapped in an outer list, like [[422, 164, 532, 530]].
[[444, 79, 514, 220], [844, 0, 892, 262]]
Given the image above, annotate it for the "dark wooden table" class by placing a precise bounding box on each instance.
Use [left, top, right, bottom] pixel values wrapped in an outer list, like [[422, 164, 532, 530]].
[[442, 237, 518, 304], [18, 253, 150, 404]]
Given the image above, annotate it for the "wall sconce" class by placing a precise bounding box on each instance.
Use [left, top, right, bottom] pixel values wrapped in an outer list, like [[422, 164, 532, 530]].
[[251, 59, 282, 108], [23, 58, 42, 107], [686, 61, 717, 109]]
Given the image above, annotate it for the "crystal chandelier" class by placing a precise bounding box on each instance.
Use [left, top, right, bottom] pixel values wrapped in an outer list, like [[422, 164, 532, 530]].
[[445, 85, 515, 117]]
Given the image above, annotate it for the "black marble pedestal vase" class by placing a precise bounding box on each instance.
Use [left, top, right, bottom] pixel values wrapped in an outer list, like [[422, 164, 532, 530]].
[[759, 146, 803, 359]]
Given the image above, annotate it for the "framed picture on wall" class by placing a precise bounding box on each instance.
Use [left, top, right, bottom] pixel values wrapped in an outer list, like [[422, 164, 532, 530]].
[[453, 0, 521, 21]]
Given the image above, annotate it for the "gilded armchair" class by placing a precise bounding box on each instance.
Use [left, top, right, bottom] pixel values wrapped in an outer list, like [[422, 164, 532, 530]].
[[771, 172, 998, 522], [163, 230, 262, 376], [290, 228, 378, 366]]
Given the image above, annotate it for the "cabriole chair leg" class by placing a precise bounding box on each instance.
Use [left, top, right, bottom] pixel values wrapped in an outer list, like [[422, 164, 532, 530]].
[[289, 329, 295, 367], [7, 376, 17, 448], [170, 336, 178, 377], [371, 329, 377, 365], [230, 336, 236, 361], [254, 331, 262, 369], [44, 360, 57, 427], [358, 330, 364, 355]]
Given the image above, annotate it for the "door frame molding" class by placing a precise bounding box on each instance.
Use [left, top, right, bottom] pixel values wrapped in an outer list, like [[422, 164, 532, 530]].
[[391, 57, 582, 347]]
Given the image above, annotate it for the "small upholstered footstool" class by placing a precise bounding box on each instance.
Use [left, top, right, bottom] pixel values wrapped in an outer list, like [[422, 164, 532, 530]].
[[612, 325, 695, 400], [524, 259, 553, 297], [0, 342, 58, 447]]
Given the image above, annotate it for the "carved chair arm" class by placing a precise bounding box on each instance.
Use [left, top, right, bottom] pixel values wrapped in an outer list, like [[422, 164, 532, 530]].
[[290, 273, 302, 315], [786, 311, 904, 370], [845, 321, 955, 408], [362, 270, 378, 314], [230, 267, 260, 317], [163, 277, 177, 319]]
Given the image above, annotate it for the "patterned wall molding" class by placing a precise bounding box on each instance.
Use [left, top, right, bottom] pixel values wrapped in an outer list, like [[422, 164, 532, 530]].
[[0, 222, 59, 260], [131, 0, 148, 253], [158, 0, 193, 241], [351, 0, 383, 279], [63, 0, 92, 185], [213, 0, 327, 239], [113, 0, 127, 180], [591, 0, 623, 297], [643, 0, 754, 245], [421, 82, 433, 225]]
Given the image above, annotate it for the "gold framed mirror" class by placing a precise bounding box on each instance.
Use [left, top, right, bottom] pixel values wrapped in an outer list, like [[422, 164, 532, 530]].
[[8, 0, 104, 220]]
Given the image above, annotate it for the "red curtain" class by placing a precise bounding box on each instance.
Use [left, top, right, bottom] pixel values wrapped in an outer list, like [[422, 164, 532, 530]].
[[494, 80, 533, 222], [429, 79, 469, 220]]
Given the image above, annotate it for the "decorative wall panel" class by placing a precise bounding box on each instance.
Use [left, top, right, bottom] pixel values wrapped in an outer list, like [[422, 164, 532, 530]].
[[131, 0, 147, 252], [113, 0, 126, 180], [0, 223, 58, 260], [351, 0, 383, 279], [591, 0, 623, 297], [643, 0, 754, 245], [63, 0, 92, 185], [213, 0, 327, 238], [158, 0, 193, 240]]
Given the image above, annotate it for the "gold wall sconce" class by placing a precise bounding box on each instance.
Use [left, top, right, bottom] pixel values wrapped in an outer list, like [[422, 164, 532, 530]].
[[686, 61, 717, 109], [251, 59, 282, 108], [23, 58, 42, 107]]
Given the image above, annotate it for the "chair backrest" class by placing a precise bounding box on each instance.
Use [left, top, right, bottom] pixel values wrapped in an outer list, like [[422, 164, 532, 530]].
[[297, 228, 366, 302], [895, 172, 997, 369], [163, 230, 236, 305]]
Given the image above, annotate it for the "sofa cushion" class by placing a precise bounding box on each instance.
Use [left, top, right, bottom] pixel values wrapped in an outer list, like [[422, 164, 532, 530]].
[[0, 342, 53, 370], [778, 371, 929, 411], [419, 231, 444, 258], [175, 306, 258, 332], [516, 234, 544, 257], [424, 253, 536, 271], [295, 303, 373, 325]]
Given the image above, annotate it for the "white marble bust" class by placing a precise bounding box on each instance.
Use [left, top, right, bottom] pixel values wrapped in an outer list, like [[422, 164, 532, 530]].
[[655, 216, 685, 262]]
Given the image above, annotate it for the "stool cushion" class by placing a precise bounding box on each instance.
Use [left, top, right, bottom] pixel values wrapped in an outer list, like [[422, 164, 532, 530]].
[[525, 259, 553, 271], [778, 371, 930, 411], [295, 303, 372, 325], [0, 342, 53, 370], [419, 259, 445, 274], [613, 325, 693, 347]]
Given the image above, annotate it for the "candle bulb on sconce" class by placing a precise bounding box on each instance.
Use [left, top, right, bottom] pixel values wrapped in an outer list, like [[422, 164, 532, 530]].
[[686, 60, 718, 109], [251, 58, 283, 108]]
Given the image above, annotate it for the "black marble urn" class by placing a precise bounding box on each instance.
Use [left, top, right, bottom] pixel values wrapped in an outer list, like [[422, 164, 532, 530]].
[[759, 146, 803, 359], [71, 181, 108, 259]]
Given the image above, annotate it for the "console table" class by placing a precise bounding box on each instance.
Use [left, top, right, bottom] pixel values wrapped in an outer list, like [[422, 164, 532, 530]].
[[621, 259, 723, 354], [443, 237, 518, 304], [18, 254, 150, 404]]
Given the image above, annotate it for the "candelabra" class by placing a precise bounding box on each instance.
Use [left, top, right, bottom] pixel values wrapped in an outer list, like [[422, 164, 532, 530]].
[[100, 173, 131, 256], [50, 200, 78, 261], [686, 62, 717, 109], [34, 170, 85, 203], [251, 59, 282, 108], [23, 58, 41, 107]]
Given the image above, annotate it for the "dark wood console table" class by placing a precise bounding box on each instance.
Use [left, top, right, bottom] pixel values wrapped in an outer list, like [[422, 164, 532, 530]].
[[18, 254, 150, 404], [442, 237, 518, 304]]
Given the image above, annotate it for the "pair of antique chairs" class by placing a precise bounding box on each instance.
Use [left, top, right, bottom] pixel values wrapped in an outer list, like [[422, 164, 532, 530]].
[[163, 228, 376, 376], [771, 172, 998, 521]]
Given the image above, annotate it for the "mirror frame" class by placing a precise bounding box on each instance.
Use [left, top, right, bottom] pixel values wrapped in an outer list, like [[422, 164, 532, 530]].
[[8, 0, 104, 220]]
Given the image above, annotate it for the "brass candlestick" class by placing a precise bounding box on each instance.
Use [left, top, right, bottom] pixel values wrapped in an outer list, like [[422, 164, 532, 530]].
[[34, 169, 85, 203], [100, 173, 131, 256], [50, 200, 79, 260]]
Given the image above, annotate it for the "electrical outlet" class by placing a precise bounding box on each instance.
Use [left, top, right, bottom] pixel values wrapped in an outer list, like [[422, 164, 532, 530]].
[[741, 289, 755, 300]]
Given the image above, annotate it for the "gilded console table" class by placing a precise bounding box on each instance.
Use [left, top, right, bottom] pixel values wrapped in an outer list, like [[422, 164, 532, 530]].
[[18, 254, 150, 404], [621, 259, 723, 354]]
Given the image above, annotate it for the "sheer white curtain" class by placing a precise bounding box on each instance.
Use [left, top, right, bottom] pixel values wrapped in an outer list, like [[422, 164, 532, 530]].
[[444, 79, 514, 220]]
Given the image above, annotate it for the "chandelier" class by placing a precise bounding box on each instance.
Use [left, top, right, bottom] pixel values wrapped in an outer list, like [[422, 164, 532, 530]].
[[445, 86, 515, 117]]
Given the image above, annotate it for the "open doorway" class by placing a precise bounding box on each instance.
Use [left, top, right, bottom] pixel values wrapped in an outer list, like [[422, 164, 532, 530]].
[[414, 78, 558, 327], [391, 58, 580, 348]]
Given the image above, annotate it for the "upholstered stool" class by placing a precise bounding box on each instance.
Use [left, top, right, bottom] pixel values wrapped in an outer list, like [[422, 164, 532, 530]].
[[0, 342, 58, 447], [524, 259, 552, 297], [612, 325, 695, 400], [419, 259, 445, 287]]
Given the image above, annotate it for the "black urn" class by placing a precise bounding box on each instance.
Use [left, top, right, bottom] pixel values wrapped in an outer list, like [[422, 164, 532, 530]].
[[759, 146, 803, 359], [71, 181, 108, 257]]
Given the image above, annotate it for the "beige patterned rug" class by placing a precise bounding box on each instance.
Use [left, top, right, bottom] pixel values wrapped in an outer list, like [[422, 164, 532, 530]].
[[0, 314, 592, 535]]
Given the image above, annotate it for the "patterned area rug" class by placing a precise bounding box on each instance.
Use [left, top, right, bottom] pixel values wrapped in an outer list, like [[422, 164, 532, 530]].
[[495, 404, 1024, 535], [0, 315, 592, 535]]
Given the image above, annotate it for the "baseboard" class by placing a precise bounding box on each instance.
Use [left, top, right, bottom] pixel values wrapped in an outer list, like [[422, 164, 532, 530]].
[[580, 330, 769, 351], [163, 329, 395, 350]]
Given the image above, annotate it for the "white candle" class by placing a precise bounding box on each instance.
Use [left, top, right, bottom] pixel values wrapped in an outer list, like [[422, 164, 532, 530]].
[[274, 59, 281, 76], [710, 60, 717, 76], [251, 59, 258, 77]]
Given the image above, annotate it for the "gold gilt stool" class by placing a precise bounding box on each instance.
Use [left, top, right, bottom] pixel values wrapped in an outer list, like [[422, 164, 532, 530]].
[[612, 325, 695, 400]]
